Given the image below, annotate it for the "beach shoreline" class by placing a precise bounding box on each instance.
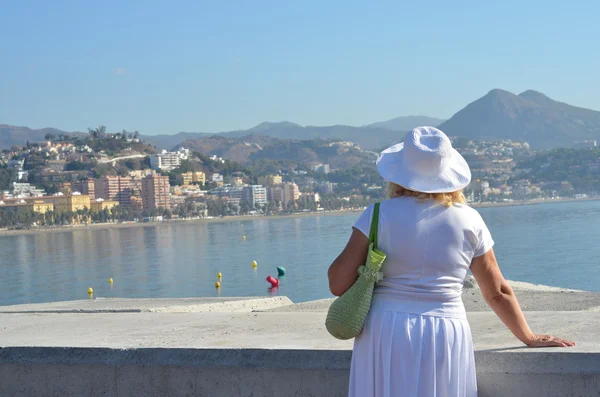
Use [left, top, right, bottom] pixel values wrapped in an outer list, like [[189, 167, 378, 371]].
[[1, 195, 598, 237]]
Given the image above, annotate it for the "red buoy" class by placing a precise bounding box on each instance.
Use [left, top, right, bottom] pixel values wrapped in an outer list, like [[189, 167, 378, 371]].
[[266, 275, 279, 288]]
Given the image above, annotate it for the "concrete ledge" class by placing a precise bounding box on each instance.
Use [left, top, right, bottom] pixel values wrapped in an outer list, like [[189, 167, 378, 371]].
[[1, 346, 600, 397], [0, 296, 293, 314], [1, 301, 599, 396], [0, 347, 352, 370]]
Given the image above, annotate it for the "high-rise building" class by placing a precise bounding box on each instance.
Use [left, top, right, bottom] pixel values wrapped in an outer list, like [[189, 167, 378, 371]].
[[281, 182, 300, 208], [73, 179, 95, 200], [243, 185, 267, 207], [96, 176, 132, 206], [142, 174, 171, 211], [267, 186, 284, 204], [258, 175, 283, 186]]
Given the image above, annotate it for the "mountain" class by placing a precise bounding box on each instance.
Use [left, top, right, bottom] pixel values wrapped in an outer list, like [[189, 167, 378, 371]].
[[439, 89, 600, 149], [222, 123, 401, 150], [143, 131, 213, 150], [0, 125, 74, 149], [176, 135, 375, 168], [365, 115, 445, 131], [144, 123, 403, 151]]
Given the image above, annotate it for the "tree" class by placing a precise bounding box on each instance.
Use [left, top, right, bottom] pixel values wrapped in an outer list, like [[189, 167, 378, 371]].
[[239, 200, 252, 215], [0, 168, 16, 190], [65, 161, 90, 171], [88, 125, 107, 139], [44, 133, 56, 141]]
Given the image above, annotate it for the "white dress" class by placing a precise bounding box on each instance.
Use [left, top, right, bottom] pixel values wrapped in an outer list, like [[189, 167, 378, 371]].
[[348, 197, 494, 397]]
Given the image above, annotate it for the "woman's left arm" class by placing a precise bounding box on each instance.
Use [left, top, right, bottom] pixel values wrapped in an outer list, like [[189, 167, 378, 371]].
[[327, 228, 370, 296]]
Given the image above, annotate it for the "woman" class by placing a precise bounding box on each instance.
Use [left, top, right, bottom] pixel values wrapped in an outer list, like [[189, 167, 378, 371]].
[[328, 126, 574, 397]]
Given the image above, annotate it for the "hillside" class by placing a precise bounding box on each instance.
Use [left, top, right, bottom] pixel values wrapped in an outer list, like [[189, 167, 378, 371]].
[[213, 122, 401, 151], [0, 125, 76, 149], [176, 135, 375, 169], [365, 115, 445, 131], [146, 121, 423, 151], [439, 89, 600, 149]]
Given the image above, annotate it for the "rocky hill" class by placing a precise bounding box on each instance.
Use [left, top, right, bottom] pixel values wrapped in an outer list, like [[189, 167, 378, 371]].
[[365, 115, 445, 131], [439, 89, 600, 149], [0, 125, 79, 149], [175, 135, 375, 169]]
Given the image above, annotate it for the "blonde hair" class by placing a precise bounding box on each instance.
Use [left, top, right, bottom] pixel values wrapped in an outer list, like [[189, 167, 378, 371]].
[[386, 182, 466, 207]]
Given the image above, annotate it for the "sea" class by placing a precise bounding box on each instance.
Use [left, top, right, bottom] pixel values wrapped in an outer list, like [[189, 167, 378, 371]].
[[1, 199, 600, 307]]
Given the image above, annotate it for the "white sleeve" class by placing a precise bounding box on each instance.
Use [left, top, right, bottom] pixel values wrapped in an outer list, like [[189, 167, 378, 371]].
[[473, 212, 495, 257], [352, 204, 375, 238]]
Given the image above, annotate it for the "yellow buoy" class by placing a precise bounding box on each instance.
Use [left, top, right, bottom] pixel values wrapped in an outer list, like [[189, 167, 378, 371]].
[[242, 235, 247, 240], [252, 260, 258, 268], [108, 278, 114, 284], [217, 272, 222, 279], [215, 281, 221, 288], [88, 287, 93, 295]]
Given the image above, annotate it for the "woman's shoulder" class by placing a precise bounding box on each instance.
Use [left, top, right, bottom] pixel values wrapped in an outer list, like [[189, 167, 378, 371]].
[[450, 202, 487, 224]]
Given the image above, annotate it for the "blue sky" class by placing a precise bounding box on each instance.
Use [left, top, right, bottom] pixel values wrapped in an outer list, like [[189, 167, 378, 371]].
[[1, 0, 599, 135]]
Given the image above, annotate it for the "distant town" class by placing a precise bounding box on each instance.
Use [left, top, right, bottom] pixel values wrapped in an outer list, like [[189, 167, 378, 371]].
[[0, 126, 598, 230]]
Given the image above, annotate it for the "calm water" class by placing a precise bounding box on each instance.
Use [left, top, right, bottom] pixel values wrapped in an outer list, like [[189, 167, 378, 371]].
[[1, 200, 600, 306]]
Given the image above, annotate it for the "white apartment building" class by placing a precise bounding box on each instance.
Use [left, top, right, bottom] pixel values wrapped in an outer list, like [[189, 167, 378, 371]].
[[149, 148, 190, 172]]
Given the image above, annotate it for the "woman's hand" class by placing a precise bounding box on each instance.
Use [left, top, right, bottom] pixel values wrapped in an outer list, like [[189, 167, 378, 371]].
[[526, 334, 576, 348]]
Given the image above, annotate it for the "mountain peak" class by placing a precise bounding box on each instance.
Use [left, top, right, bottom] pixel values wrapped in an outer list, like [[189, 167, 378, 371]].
[[518, 90, 553, 103], [439, 88, 600, 149], [249, 121, 301, 132], [365, 115, 445, 131], [486, 88, 515, 97]]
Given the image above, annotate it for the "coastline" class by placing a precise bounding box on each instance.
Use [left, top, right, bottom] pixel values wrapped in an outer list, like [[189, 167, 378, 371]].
[[1, 195, 598, 237]]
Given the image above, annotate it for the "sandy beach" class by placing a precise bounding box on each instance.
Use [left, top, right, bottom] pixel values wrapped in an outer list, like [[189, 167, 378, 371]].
[[1, 195, 598, 237]]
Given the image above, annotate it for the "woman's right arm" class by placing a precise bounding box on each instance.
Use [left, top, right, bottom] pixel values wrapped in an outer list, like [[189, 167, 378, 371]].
[[470, 248, 575, 348]]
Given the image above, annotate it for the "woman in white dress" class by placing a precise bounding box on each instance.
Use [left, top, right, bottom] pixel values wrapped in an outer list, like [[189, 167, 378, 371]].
[[328, 126, 575, 397]]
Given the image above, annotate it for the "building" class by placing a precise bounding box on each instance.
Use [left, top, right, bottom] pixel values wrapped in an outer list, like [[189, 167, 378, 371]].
[[90, 199, 119, 213], [177, 171, 206, 186], [231, 176, 245, 186], [281, 182, 300, 208], [51, 194, 91, 213], [208, 186, 243, 206], [96, 176, 132, 206], [318, 181, 335, 194], [37, 171, 87, 184], [311, 164, 330, 174], [243, 185, 267, 208], [149, 149, 189, 172], [59, 182, 72, 195], [130, 195, 144, 212], [73, 179, 96, 200], [210, 173, 224, 183], [0, 200, 54, 215], [141, 174, 171, 211], [129, 170, 154, 179], [12, 182, 46, 198], [7, 158, 25, 171], [258, 175, 283, 186], [9, 194, 92, 213], [267, 185, 284, 204]]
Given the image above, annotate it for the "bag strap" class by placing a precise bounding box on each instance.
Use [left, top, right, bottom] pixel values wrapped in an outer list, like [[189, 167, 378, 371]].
[[368, 203, 380, 250]]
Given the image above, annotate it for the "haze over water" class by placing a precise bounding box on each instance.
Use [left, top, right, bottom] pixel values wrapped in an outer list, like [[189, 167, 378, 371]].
[[1, 200, 600, 306]]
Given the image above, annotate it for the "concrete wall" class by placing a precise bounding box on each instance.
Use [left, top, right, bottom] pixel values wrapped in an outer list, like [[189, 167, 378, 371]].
[[2, 347, 600, 397]]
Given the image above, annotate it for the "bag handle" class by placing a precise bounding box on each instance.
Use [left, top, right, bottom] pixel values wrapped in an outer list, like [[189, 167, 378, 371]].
[[368, 202, 380, 250]]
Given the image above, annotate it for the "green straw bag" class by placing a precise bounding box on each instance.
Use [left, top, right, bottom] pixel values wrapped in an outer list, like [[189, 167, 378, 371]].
[[326, 202, 386, 340]]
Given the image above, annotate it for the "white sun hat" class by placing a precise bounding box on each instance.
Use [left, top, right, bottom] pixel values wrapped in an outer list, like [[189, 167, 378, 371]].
[[376, 126, 471, 193]]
